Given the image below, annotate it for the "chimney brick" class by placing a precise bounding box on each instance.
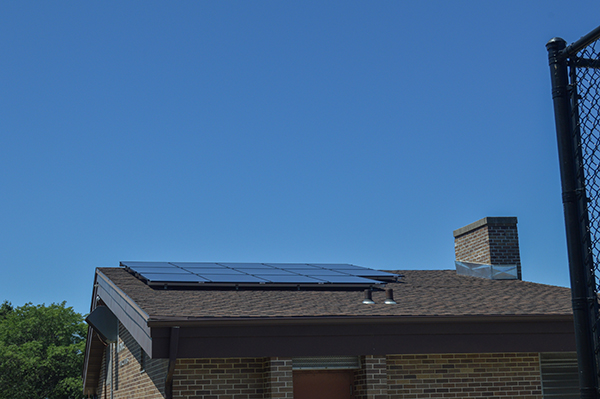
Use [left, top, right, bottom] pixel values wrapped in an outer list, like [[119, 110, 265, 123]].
[[453, 217, 521, 280]]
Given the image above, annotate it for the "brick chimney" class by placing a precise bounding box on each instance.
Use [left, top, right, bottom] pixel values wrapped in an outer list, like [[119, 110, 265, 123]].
[[453, 217, 521, 280]]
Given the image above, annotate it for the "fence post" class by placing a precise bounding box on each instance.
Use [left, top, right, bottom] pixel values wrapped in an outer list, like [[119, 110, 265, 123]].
[[547, 37, 600, 399]]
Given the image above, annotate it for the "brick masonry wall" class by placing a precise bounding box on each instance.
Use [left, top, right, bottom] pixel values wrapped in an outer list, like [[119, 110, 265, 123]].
[[487, 224, 521, 267], [96, 343, 108, 399], [172, 357, 293, 399], [354, 355, 388, 399], [455, 225, 492, 265], [95, 340, 294, 399], [95, 323, 169, 399], [173, 357, 264, 399], [265, 357, 294, 399], [387, 353, 542, 399]]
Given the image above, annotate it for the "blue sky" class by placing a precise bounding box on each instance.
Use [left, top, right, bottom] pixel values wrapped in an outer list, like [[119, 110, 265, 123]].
[[1, 1, 598, 315]]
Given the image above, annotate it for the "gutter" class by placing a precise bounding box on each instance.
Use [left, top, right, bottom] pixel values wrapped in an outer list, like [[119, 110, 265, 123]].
[[145, 313, 576, 359], [146, 313, 575, 328]]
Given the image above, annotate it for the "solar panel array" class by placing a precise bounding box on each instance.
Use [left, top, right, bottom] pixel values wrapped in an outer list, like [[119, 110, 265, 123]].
[[120, 261, 398, 288]]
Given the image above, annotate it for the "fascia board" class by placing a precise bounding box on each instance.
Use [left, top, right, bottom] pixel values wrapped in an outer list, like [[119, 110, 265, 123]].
[[95, 269, 153, 357], [147, 314, 576, 358], [146, 313, 574, 328]]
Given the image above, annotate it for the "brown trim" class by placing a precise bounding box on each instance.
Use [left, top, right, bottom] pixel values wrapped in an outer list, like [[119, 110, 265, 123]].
[[148, 315, 575, 358], [164, 326, 180, 399], [82, 329, 106, 396]]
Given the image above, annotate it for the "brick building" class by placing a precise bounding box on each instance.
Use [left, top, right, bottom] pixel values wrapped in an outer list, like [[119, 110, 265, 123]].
[[83, 217, 578, 399]]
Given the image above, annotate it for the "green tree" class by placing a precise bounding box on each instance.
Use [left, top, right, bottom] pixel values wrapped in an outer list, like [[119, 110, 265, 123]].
[[0, 301, 87, 399]]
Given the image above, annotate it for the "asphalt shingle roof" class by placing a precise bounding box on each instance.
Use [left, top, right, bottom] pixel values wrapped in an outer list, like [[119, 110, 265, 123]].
[[98, 267, 572, 320]]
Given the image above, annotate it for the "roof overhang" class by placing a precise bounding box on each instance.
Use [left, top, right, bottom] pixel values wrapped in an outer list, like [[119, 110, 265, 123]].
[[82, 267, 576, 394], [94, 269, 152, 353], [146, 314, 576, 358], [83, 270, 152, 396]]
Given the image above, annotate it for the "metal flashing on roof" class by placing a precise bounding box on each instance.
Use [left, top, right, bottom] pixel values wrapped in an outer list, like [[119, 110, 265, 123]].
[[455, 261, 518, 280], [120, 261, 399, 289]]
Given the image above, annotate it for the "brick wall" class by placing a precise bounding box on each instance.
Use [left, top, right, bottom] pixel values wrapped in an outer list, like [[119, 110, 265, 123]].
[[172, 357, 293, 399], [487, 224, 521, 267], [265, 357, 294, 399], [94, 330, 294, 399], [387, 353, 542, 399], [94, 325, 543, 399], [96, 323, 169, 399], [455, 224, 492, 265], [172, 357, 265, 399], [354, 355, 388, 399], [96, 343, 108, 399]]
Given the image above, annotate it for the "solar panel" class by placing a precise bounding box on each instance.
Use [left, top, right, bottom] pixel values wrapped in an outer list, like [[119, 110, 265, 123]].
[[121, 261, 172, 268], [266, 263, 321, 269], [285, 269, 348, 276], [128, 266, 190, 274], [336, 269, 396, 277], [236, 268, 301, 276], [170, 262, 224, 269], [180, 267, 239, 275], [219, 263, 276, 269], [310, 264, 366, 270], [256, 275, 326, 284], [139, 273, 209, 283], [317, 275, 382, 284], [198, 274, 268, 283], [123, 262, 398, 288]]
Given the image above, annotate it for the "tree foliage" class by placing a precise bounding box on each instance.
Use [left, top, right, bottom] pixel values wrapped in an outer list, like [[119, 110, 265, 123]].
[[0, 301, 87, 399]]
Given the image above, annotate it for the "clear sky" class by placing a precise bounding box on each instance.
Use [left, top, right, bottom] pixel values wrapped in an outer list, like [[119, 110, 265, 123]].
[[1, 1, 598, 315]]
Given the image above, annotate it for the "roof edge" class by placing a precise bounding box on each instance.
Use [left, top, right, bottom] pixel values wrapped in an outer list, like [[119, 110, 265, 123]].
[[94, 270, 153, 356], [96, 270, 150, 320], [147, 313, 573, 328]]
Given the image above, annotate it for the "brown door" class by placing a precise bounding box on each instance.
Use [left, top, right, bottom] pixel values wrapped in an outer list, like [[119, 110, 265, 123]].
[[293, 370, 354, 399]]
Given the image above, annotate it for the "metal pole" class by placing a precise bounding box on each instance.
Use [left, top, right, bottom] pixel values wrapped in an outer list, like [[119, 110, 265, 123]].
[[569, 60, 600, 396], [547, 37, 600, 399], [564, 25, 600, 58]]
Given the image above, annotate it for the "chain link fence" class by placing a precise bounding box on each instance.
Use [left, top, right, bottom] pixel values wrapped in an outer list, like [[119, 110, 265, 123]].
[[575, 38, 600, 300], [548, 26, 600, 399]]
